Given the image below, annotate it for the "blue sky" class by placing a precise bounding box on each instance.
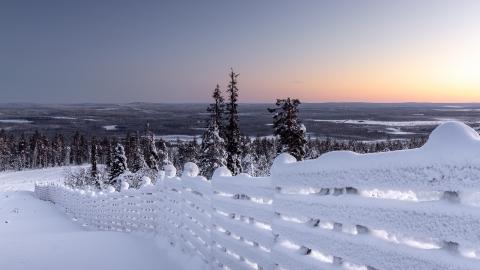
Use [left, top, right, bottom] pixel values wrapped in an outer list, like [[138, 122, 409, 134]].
[[1, 0, 479, 103]]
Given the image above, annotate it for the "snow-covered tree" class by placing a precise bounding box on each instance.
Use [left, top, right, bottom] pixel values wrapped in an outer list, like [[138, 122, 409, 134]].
[[199, 87, 227, 178], [177, 140, 199, 173], [131, 133, 146, 173], [90, 137, 98, 179], [156, 138, 170, 169], [225, 69, 242, 174], [209, 84, 225, 136], [268, 97, 307, 160], [143, 123, 159, 171], [109, 143, 128, 183], [239, 135, 256, 175]]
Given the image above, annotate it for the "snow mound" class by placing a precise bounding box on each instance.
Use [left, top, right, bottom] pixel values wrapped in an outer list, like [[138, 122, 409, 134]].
[[140, 176, 153, 187], [183, 162, 199, 177], [423, 121, 479, 150], [164, 165, 177, 178], [273, 153, 297, 166], [120, 181, 129, 191], [212, 166, 232, 178]]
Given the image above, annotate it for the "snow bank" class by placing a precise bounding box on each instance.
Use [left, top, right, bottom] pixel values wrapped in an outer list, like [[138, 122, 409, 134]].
[[273, 121, 480, 192]]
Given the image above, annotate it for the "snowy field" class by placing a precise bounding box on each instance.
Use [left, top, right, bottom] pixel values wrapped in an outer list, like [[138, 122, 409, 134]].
[[0, 167, 203, 270]]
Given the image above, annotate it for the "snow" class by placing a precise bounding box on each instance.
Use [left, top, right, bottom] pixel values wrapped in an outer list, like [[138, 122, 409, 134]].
[[96, 107, 118, 111], [102, 125, 117, 130], [157, 135, 200, 142], [51, 116, 77, 120], [271, 121, 480, 270], [0, 167, 75, 192], [273, 121, 480, 191], [310, 119, 447, 126], [4, 121, 479, 270], [164, 164, 177, 178], [385, 127, 416, 135], [0, 119, 33, 124], [182, 162, 199, 177], [0, 167, 204, 270]]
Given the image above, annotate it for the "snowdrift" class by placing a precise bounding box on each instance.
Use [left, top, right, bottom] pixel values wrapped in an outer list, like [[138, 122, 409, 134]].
[[36, 121, 480, 270]]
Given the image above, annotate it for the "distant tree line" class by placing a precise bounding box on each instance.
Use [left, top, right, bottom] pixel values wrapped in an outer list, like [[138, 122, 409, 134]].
[[0, 69, 428, 188]]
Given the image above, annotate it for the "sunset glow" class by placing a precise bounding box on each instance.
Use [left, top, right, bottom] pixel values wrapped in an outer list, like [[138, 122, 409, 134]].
[[1, 0, 479, 103]]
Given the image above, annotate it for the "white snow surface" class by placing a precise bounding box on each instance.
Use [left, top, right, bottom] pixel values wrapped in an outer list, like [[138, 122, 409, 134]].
[[0, 167, 203, 270], [273, 121, 480, 191], [102, 125, 117, 130], [385, 127, 416, 135], [310, 119, 448, 126], [51, 116, 77, 120], [270, 122, 480, 270], [0, 119, 33, 124], [4, 121, 479, 270]]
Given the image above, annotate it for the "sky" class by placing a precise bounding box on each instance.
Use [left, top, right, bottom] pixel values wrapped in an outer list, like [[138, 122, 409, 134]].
[[0, 0, 479, 103]]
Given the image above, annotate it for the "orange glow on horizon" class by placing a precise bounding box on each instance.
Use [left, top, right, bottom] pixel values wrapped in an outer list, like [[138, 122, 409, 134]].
[[243, 42, 480, 103]]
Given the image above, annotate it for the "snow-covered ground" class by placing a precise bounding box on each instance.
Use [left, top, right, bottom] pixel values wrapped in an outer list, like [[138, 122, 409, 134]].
[[310, 119, 447, 126], [0, 167, 203, 270], [0, 119, 33, 124], [0, 167, 72, 192], [103, 125, 118, 130]]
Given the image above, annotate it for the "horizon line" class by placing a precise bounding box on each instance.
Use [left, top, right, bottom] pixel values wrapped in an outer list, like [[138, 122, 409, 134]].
[[1, 101, 480, 106]]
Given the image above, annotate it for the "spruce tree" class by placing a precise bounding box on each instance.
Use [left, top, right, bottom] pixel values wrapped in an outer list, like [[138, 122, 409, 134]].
[[109, 143, 128, 182], [209, 84, 225, 136], [90, 137, 98, 179], [240, 135, 255, 175], [105, 140, 113, 170], [268, 97, 307, 160], [131, 132, 146, 173], [143, 123, 159, 171], [199, 87, 227, 178], [225, 69, 242, 174], [156, 138, 169, 169], [72, 132, 81, 165], [178, 140, 199, 171]]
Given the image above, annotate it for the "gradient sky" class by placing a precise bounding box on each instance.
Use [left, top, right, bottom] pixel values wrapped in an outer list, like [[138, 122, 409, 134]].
[[1, 0, 479, 103]]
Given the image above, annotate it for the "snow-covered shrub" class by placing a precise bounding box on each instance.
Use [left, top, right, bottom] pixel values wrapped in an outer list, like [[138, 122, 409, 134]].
[[64, 165, 110, 190], [112, 168, 159, 190]]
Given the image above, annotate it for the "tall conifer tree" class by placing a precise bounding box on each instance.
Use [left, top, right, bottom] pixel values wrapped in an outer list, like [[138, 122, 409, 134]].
[[199, 85, 227, 178], [225, 69, 242, 174]]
